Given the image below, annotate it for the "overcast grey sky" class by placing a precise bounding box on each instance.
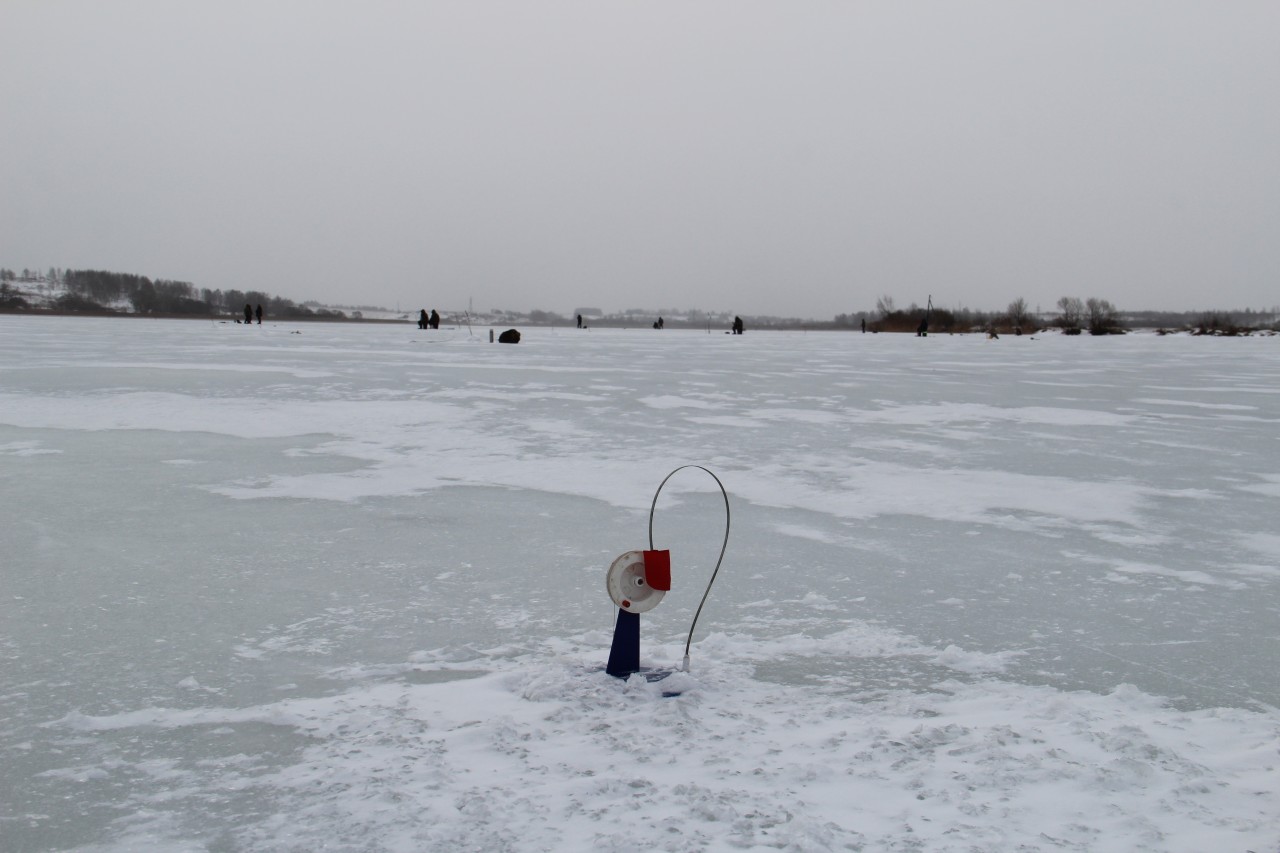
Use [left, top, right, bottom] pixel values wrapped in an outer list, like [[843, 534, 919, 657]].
[[3, 1, 1277, 319]]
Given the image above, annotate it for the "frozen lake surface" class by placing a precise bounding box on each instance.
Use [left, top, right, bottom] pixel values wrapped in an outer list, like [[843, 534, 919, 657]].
[[2, 315, 1278, 852]]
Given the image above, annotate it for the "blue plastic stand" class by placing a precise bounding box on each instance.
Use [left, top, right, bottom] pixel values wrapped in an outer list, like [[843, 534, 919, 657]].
[[606, 609, 640, 677], [605, 609, 678, 691]]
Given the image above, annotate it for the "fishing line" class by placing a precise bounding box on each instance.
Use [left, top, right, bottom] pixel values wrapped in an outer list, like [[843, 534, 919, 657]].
[[647, 465, 731, 671]]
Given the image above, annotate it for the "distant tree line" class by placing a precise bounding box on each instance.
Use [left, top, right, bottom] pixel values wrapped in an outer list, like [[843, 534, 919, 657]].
[[834, 295, 1038, 335], [834, 295, 1277, 335], [0, 268, 346, 319], [508, 298, 1276, 334], [1052, 297, 1123, 335], [1174, 311, 1279, 336]]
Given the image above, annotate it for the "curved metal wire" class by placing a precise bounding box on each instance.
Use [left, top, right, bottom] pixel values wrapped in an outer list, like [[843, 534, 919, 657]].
[[647, 465, 730, 671]]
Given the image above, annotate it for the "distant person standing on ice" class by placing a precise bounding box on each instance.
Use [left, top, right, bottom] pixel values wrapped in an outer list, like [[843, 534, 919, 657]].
[[732, 316, 744, 335], [255, 304, 263, 325], [429, 309, 440, 329], [244, 303, 252, 325], [418, 309, 428, 329], [577, 314, 583, 329]]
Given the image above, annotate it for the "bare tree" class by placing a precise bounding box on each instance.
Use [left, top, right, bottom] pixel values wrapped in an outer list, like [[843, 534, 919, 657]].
[[1056, 296, 1084, 334], [1086, 297, 1121, 335], [876, 294, 896, 318], [1007, 297, 1030, 331]]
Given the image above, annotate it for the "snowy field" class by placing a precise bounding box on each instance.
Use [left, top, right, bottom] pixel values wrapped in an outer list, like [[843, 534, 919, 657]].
[[2, 314, 1278, 853]]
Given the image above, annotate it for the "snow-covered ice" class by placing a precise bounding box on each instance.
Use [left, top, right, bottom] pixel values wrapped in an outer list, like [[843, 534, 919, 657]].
[[2, 315, 1277, 852]]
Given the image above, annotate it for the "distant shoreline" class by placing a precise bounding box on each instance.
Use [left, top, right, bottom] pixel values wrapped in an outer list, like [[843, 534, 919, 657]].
[[0, 308, 404, 324], [4, 309, 1279, 337]]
